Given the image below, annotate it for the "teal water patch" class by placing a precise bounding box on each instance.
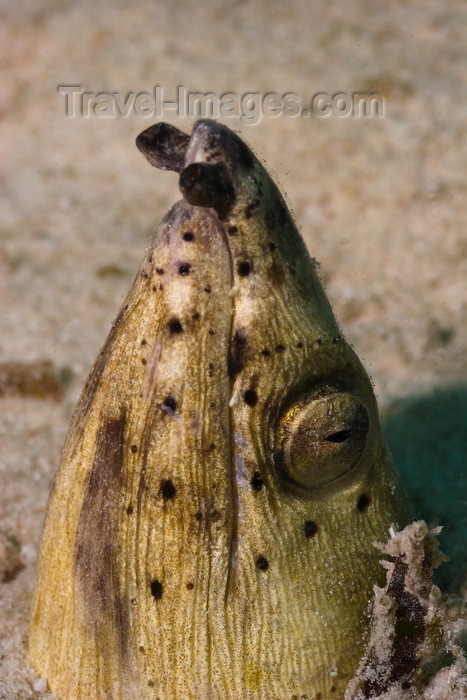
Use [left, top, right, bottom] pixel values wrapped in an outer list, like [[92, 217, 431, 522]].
[[382, 387, 467, 594]]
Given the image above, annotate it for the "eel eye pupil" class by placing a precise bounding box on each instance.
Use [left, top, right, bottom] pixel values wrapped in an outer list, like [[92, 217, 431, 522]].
[[325, 429, 352, 444]]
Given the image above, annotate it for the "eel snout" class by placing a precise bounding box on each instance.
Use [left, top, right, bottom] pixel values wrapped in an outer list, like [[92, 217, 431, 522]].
[[136, 120, 259, 219]]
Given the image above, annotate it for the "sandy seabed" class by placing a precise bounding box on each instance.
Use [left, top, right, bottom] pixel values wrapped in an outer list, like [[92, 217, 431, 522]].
[[1, 1, 467, 698]]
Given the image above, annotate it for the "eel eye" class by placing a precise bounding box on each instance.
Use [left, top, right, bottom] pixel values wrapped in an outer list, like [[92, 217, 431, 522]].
[[275, 388, 370, 489]]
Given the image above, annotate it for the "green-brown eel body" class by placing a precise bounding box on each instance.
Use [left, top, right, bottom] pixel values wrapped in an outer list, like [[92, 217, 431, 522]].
[[29, 120, 409, 699]]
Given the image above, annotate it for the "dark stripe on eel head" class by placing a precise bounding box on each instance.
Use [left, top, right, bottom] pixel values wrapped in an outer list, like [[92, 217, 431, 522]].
[[74, 409, 129, 660]]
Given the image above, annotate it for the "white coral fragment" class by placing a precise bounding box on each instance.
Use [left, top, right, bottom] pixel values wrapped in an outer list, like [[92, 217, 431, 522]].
[[345, 520, 467, 700]]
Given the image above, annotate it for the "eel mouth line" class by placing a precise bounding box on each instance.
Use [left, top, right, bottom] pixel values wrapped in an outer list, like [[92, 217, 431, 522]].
[[170, 120, 254, 596], [137, 119, 266, 596]]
